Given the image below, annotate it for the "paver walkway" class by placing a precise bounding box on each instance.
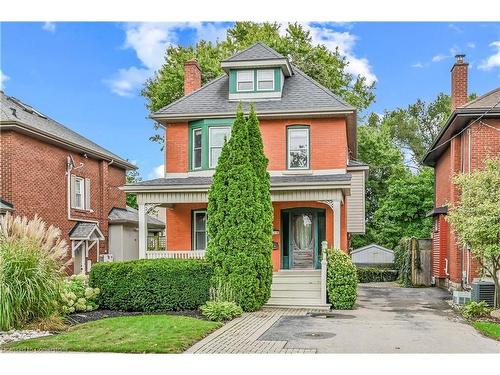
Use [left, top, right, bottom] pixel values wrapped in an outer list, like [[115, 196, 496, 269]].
[[185, 308, 318, 353]]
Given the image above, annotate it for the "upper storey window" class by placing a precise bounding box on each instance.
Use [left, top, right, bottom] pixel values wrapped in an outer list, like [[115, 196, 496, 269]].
[[257, 69, 275, 91], [287, 126, 310, 170], [209, 127, 231, 168], [189, 119, 233, 171], [236, 70, 254, 92]]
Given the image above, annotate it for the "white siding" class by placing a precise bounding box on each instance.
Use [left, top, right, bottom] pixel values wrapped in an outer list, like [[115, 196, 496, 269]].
[[346, 170, 365, 233], [351, 245, 394, 265]]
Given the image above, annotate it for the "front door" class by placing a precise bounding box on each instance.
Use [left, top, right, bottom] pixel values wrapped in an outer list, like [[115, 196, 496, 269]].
[[290, 211, 315, 269]]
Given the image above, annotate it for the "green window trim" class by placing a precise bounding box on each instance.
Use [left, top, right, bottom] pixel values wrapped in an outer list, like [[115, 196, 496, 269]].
[[229, 68, 281, 94], [286, 125, 311, 170], [191, 209, 207, 250], [188, 119, 234, 171]]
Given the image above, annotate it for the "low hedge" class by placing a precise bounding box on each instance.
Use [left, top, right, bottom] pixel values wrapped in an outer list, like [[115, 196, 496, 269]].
[[89, 259, 212, 312], [356, 267, 398, 283]]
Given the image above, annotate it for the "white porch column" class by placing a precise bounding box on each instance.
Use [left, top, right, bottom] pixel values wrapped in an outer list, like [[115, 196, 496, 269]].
[[332, 200, 341, 249], [138, 203, 147, 259], [321, 240, 328, 304]]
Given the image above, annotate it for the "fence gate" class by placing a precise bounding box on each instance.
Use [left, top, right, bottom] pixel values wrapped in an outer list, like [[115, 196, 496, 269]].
[[411, 238, 432, 286]]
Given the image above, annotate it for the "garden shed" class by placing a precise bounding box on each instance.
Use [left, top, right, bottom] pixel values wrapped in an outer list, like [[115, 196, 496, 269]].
[[351, 243, 394, 267]]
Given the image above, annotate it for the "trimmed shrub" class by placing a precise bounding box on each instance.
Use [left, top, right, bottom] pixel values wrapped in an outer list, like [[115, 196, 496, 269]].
[[206, 105, 273, 311], [61, 274, 100, 314], [326, 248, 358, 309], [89, 259, 212, 312], [0, 214, 67, 330], [200, 301, 243, 322], [356, 267, 398, 283]]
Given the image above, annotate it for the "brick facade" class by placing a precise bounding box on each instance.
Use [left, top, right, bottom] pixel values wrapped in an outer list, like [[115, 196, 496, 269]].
[[0, 130, 127, 273]]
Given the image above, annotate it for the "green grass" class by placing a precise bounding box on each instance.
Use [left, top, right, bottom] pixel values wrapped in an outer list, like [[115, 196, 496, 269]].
[[473, 321, 500, 341], [3, 315, 221, 353]]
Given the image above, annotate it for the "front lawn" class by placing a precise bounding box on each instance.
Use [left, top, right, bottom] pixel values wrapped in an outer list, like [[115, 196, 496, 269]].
[[3, 315, 221, 353], [473, 321, 500, 341]]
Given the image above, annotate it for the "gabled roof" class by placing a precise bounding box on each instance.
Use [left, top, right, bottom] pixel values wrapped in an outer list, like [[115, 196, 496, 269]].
[[0, 198, 14, 212], [152, 66, 355, 120], [69, 222, 105, 241], [222, 42, 286, 62], [351, 243, 394, 255], [108, 206, 164, 229], [422, 86, 500, 166], [0, 92, 136, 170]]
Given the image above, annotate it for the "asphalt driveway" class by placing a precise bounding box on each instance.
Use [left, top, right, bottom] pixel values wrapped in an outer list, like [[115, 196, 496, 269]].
[[259, 282, 500, 353]]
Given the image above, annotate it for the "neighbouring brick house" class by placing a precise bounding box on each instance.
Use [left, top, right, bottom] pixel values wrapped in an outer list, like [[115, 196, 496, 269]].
[[423, 55, 500, 291], [125, 43, 368, 307], [0, 91, 137, 274]]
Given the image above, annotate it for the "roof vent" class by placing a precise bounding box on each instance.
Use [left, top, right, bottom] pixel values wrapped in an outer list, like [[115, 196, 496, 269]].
[[10, 107, 17, 118]]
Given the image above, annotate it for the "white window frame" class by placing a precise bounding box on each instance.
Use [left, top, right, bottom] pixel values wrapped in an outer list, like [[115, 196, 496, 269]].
[[236, 70, 254, 92], [73, 176, 85, 209], [287, 127, 310, 170], [192, 128, 203, 170], [257, 69, 275, 91], [192, 210, 207, 250], [209, 126, 231, 168]]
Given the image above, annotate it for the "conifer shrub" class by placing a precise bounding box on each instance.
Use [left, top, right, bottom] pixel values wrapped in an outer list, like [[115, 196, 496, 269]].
[[326, 248, 358, 309]]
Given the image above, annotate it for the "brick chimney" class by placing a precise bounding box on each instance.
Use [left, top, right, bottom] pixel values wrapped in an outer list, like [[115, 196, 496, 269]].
[[451, 54, 468, 110], [184, 59, 201, 96]]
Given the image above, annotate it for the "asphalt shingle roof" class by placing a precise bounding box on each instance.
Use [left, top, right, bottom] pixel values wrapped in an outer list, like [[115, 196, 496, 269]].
[[1, 92, 136, 170], [69, 222, 105, 240], [108, 206, 165, 228], [461, 87, 500, 110], [222, 42, 286, 62], [152, 67, 355, 119], [129, 173, 351, 188]]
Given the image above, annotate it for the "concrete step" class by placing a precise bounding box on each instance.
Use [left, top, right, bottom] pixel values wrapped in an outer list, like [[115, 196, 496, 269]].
[[274, 270, 321, 277], [272, 277, 321, 285], [270, 289, 321, 299], [271, 282, 321, 291], [266, 297, 330, 310]]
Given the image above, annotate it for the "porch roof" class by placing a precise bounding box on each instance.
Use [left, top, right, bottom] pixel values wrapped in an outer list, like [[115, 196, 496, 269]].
[[69, 222, 105, 241]]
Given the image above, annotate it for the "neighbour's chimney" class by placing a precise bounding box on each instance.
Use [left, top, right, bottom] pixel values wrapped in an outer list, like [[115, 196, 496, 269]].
[[451, 54, 468, 111], [184, 59, 201, 96]]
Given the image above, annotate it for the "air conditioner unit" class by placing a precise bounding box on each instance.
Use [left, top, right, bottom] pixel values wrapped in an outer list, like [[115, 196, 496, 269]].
[[99, 254, 114, 262], [471, 281, 495, 307], [452, 290, 471, 305]]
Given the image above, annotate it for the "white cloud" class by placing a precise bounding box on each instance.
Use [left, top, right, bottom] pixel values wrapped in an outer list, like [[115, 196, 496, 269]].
[[448, 24, 462, 33], [467, 42, 476, 49], [305, 23, 377, 85], [42, 22, 56, 33], [478, 41, 500, 71], [107, 22, 228, 97], [431, 54, 448, 62], [0, 70, 9, 89], [149, 164, 165, 179], [411, 62, 424, 68]]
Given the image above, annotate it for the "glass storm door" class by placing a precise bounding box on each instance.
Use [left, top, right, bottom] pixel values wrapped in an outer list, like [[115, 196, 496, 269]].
[[291, 212, 315, 269]]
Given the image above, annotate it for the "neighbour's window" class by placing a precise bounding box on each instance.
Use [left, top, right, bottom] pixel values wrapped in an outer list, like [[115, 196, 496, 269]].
[[257, 69, 274, 91], [71, 175, 90, 210], [75, 177, 84, 209], [209, 127, 231, 168], [192, 128, 202, 170], [287, 127, 310, 169], [236, 70, 254, 92], [193, 210, 207, 250]]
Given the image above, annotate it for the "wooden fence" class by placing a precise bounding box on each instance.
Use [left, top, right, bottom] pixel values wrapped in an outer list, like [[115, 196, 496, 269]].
[[411, 238, 432, 286]]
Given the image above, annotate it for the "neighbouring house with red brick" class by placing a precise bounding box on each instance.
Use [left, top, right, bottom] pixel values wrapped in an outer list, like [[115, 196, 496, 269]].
[[124, 43, 368, 308], [423, 55, 500, 291], [0, 91, 160, 274]]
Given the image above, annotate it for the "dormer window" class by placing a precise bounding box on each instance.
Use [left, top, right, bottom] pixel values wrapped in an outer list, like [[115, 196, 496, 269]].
[[236, 70, 254, 92], [257, 69, 274, 91]]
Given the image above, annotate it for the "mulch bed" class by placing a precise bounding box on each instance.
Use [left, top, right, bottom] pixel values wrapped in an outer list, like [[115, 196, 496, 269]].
[[65, 309, 204, 325]]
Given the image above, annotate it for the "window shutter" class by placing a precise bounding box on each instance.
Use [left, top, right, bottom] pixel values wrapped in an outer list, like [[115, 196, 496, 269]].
[[70, 174, 76, 208], [85, 178, 91, 210]]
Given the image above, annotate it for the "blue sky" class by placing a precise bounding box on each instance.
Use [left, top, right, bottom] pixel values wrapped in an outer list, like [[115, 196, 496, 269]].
[[1, 22, 499, 178]]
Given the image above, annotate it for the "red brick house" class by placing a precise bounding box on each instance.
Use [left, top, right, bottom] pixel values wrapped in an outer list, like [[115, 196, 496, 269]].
[[0, 91, 137, 274], [125, 43, 368, 307], [423, 55, 500, 291]]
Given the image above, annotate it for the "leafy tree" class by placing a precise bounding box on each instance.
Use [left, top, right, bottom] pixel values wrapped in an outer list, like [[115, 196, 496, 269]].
[[143, 22, 376, 145], [369, 167, 434, 250], [125, 170, 142, 209], [206, 105, 272, 311], [447, 158, 500, 308]]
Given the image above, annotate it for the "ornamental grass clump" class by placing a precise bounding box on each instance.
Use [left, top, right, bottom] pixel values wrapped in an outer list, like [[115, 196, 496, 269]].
[[200, 279, 243, 322], [61, 274, 100, 314], [0, 213, 68, 330], [326, 248, 358, 310]]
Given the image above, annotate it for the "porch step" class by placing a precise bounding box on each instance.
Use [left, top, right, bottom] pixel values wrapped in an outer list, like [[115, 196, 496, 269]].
[[266, 298, 330, 310], [270, 290, 321, 299]]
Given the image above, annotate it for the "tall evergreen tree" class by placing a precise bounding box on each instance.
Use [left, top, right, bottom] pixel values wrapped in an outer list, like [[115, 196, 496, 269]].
[[206, 105, 272, 311]]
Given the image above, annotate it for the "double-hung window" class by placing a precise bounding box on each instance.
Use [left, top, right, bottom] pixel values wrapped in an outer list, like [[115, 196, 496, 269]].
[[193, 210, 207, 250], [257, 69, 274, 91], [192, 128, 202, 170], [71, 175, 90, 210], [287, 127, 310, 169], [236, 70, 254, 92], [209, 127, 231, 168]]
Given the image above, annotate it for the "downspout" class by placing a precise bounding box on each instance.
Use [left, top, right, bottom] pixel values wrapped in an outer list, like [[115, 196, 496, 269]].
[[66, 156, 98, 224]]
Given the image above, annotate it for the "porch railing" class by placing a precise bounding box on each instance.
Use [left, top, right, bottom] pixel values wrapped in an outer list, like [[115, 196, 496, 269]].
[[145, 250, 206, 260], [147, 235, 166, 251]]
